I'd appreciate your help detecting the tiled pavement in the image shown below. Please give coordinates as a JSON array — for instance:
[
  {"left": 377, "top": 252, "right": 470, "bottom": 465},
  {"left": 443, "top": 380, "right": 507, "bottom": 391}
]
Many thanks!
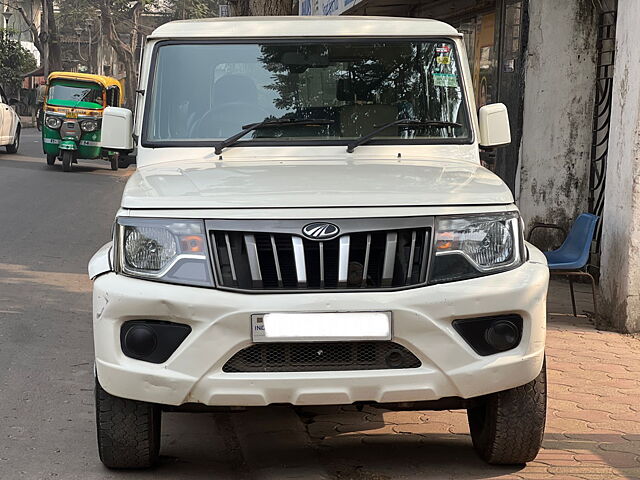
[{"left": 294, "top": 279, "right": 640, "bottom": 479}]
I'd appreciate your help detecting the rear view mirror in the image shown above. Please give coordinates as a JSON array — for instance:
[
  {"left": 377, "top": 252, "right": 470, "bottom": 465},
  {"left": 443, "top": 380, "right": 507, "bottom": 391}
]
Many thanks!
[
  {"left": 102, "top": 107, "right": 134, "bottom": 152},
  {"left": 478, "top": 103, "right": 511, "bottom": 148}
]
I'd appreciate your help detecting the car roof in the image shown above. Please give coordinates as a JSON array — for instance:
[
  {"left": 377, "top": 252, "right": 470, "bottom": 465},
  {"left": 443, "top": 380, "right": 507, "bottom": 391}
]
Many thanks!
[
  {"left": 149, "top": 16, "right": 461, "bottom": 40},
  {"left": 48, "top": 72, "right": 123, "bottom": 90}
]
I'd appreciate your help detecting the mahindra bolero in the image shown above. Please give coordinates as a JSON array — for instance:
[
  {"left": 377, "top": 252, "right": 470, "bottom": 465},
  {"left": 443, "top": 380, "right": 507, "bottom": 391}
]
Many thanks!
[{"left": 89, "top": 16, "right": 549, "bottom": 469}]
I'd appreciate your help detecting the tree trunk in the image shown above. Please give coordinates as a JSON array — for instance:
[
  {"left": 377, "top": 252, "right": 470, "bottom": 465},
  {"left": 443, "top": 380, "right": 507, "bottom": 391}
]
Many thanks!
[
  {"left": 230, "top": 0, "right": 295, "bottom": 16},
  {"left": 46, "top": 0, "right": 62, "bottom": 71},
  {"left": 17, "top": 6, "right": 44, "bottom": 59},
  {"left": 99, "top": 0, "right": 141, "bottom": 108},
  {"left": 18, "top": 0, "right": 61, "bottom": 74}
]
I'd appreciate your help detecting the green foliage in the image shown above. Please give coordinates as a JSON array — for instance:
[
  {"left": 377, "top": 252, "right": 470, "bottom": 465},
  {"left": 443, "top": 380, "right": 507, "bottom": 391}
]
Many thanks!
[
  {"left": 0, "top": 29, "right": 37, "bottom": 91},
  {"left": 58, "top": 0, "right": 93, "bottom": 30}
]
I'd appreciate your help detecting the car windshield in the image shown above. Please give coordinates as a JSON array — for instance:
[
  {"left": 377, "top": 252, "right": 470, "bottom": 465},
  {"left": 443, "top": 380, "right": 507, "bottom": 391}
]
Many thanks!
[
  {"left": 47, "top": 81, "right": 104, "bottom": 109},
  {"left": 145, "top": 40, "right": 471, "bottom": 146}
]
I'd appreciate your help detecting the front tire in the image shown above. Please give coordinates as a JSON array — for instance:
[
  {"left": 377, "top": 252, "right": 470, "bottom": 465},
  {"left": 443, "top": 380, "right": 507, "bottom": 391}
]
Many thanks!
[
  {"left": 110, "top": 156, "right": 118, "bottom": 171},
  {"left": 95, "top": 378, "right": 161, "bottom": 469},
  {"left": 467, "top": 358, "right": 546, "bottom": 465},
  {"left": 46, "top": 154, "right": 56, "bottom": 166},
  {"left": 6, "top": 126, "right": 19, "bottom": 153},
  {"left": 62, "top": 151, "right": 73, "bottom": 172}
]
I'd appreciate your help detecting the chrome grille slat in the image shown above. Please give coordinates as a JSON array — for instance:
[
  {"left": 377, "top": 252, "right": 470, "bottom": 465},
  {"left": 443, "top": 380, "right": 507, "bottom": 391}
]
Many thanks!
[
  {"left": 244, "top": 234, "right": 262, "bottom": 288},
  {"left": 419, "top": 230, "right": 430, "bottom": 283},
  {"left": 319, "top": 241, "right": 325, "bottom": 288},
  {"left": 338, "top": 235, "right": 350, "bottom": 287},
  {"left": 292, "top": 236, "right": 307, "bottom": 287},
  {"left": 209, "top": 221, "right": 431, "bottom": 292},
  {"left": 270, "top": 235, "right": 283, "bottom": 287},
  {"left": 362, "top": 233, "right": 371, "bottom": 287},
  {"left": 224, "top": 233, "right": 237, "bottom": 282},
  {"left": 406, "top": 230, "right": 417, "bottom": 285},
  {"left": 381, "top": 232, "right": 398, "bottom": 287}
]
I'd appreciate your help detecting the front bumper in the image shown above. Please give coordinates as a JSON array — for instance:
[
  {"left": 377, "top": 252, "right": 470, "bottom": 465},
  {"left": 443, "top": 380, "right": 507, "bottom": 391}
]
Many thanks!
[{"left": 93, "top": 245, "right": 548, "bottom": 407}]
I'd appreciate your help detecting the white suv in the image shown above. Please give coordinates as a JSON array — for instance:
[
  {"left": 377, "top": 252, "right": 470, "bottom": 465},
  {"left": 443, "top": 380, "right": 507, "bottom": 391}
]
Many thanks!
[
  {"left": 0, "top": 85, "right": 20, "bottom": 154},
  {"left": 90, "top": 16, "right": 549, "bottom": 469}
]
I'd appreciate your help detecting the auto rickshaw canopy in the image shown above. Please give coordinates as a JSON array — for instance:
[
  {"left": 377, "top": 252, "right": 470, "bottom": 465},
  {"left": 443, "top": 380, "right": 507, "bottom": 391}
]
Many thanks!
[{"left": 47, "top": 72, "right": 124, "bottom": 104}]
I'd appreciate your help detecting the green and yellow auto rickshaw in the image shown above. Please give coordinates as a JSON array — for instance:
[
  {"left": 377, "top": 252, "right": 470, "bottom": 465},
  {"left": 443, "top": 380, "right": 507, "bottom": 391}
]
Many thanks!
[{"left": 42, "top": 72, "right": 124, "bottom": 172}]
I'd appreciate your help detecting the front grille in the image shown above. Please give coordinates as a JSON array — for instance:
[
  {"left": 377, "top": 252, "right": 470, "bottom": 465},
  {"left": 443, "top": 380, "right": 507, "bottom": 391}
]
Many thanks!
[
  {"left": 208, "top": 218, "right": 432, "bottom": 291},
  {"left": 222, "top": 342, "right": 421, "bottom": 372}
]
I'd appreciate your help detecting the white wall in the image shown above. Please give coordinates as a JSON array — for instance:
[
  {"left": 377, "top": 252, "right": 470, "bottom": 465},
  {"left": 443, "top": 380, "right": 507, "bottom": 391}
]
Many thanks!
[
  {"left": 518, "top": 0, "right": 597, "bottom": 241},
  {"left": 599, "top": 0, "right": 640, "bottom": 333}
]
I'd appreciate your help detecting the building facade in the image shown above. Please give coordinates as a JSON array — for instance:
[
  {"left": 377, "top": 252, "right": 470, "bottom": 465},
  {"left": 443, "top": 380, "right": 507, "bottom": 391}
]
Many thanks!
[{"left": 301, "top": 0, "right": 640, "bottom": 333}]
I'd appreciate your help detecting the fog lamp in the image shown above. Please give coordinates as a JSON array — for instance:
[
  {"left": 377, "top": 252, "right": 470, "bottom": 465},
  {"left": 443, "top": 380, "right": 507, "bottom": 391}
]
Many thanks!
[
  {"left": 484, "top": 320, "right": 520, "bottom": 352},
  {"left": 124, "top": 325, "right": 157, "bottom": 357}
]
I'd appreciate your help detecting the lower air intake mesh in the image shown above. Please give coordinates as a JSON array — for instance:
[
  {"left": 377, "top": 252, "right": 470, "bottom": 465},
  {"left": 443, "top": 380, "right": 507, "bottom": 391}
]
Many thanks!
[{"left": 222, "top": 341, "right": 421, "bottom": 373}]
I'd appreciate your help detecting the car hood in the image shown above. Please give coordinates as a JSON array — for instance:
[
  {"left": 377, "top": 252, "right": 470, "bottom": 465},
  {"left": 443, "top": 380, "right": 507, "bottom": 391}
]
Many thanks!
[{"left": 121, "top": 157, "right": 513, "bottom": 209}]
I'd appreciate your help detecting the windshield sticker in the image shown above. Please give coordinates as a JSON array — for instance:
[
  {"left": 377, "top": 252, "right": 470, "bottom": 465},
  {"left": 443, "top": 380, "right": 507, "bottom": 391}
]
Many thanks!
[
  {"left": 435, "top": 45, "right": 452, "bottom": 65},
  {"left": 432, "top": 73, "right": 458, "bottom": 88}
]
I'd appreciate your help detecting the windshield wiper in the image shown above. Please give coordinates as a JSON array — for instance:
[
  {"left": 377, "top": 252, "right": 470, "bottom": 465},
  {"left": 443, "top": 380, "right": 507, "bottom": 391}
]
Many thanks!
[
  {"left": 346, "top": 118, "right": 462, "bottom": 153},
  {"left": 213, "top": 118, "right": 335, "bottom": 154}
]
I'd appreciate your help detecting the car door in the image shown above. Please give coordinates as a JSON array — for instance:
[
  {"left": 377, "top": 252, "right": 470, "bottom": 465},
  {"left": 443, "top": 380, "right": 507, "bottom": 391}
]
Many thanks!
[{"left": 0, "top": 87, "right": 8, "bottom": 145}]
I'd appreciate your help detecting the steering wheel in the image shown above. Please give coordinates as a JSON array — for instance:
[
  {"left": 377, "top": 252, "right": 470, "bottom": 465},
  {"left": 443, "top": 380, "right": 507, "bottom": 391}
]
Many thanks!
[{"left": 189, "top": 103, "right": 271, "bottom": 139}]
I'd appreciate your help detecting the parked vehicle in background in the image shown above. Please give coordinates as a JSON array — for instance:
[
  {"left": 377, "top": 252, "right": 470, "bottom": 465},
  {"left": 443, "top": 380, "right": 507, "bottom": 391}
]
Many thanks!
[
  {"left": 89, "top": 17, "right": 549, "bottom": 469},
  {"left": 41, "top": 72, "right": 124, "bottom": 172},
  {"left": 0, "top": 85, "right": 21, "bottom": 154}
]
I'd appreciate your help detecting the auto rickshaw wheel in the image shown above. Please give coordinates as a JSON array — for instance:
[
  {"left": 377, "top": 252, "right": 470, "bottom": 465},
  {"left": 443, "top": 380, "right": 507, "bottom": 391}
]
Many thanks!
[
  {"left": 46, "top": 154, "right": 56, "bottom": 166},
  {"left": 110, "top": 156, "right": 118, "bottom": 171},
  {"left": 62, "top": 151, "right": 73, "bottom": 172}
]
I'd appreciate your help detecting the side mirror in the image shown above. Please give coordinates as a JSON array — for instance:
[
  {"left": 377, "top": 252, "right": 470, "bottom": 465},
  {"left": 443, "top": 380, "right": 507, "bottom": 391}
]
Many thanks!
[
  {"left": 478, "top": 103, "right": 511, "bottom": 148},
  {"left": 102, "top": 106, "right": 134, "bottom": 152}
]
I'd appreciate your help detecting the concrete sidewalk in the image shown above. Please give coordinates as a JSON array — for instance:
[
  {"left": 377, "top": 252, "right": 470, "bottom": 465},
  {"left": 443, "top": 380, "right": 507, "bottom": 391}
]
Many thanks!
[
  {"left": 296, "top": 279, "right": 640, "bottom": 479},
  {"left": 19, "top": 115, "right": 35, "bottom": 129}
]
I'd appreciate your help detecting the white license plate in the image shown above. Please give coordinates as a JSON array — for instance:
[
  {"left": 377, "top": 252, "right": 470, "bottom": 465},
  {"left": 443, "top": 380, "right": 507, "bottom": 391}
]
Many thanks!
[{"left": 251, "top": 312, "right": 392, "bottom": 343}]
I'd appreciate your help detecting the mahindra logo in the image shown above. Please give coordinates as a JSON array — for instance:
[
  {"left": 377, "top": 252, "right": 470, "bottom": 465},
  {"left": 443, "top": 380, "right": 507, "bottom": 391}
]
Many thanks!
[{"left": 302, "top": 222, "right": 340, "bottom": 240}]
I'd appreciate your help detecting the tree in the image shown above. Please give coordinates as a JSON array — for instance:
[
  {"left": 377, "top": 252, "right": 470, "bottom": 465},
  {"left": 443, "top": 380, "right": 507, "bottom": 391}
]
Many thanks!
[
  {"left": 98, "top": 0, "right": 147, "bottom": 108},
  {"left": 15, "top": 0, "right": 62, "bottom": 73},
  {"left": 0, "top": 29, "right": 37, "bottom": 92},
  {"left": 229, "top": 0, "right": 296, "bottom": 16},
  {"left": 164, "top": 0, "right": 223, "bottom": 20}
]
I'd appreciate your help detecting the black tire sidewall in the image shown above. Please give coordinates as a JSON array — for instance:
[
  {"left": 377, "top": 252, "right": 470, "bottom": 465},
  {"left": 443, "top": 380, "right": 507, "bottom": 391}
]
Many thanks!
[
  {"left": 468, "top": 358, "right": 547, "bottom": 465},
  {"left": 6, "top": 127, "right": 19, "bottom": 153},
  {"left": 94, "top": 377, "right": 161, "bottom": 469},
  {"left": 62, "top": 151, "right": 73, "bottom": 172}
]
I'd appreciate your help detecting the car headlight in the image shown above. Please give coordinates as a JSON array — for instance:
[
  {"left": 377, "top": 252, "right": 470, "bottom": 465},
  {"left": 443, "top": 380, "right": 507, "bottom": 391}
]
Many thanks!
[
  {"left": 115, "top": 218, "right": 213, "bottom": 287},
  {"left": 429, "top": 212, "right": 523, "bottom": 284},
  {"left": 45, "top": 115, "right": 62, "bottom": 129},
  {"left": 81, "top": 119, "right": 98, "bottom": 132}
]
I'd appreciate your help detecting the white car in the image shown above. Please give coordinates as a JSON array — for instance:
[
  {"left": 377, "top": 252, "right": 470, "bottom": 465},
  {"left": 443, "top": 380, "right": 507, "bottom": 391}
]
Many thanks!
[
  {"left": 90, "top": 17, "right": 549, "bottom": 469},
  {"left": 0, "top": 85, "right": 20, "bottom": 153}
]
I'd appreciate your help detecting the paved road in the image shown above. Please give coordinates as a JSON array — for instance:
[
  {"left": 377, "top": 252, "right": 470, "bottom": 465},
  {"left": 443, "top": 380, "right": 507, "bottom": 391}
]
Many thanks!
[
  {"left": 0, "top": 130, "right": 325, "bottom": 480},
  {"left": 1, "top": 130, "right": 638, "bottom": 480}
]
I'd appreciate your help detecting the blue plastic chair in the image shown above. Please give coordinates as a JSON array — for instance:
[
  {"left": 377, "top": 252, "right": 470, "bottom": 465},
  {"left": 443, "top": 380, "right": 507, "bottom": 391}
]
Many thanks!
[{"left": 527, "top": 213, "right": 599, "bottom": 316}]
